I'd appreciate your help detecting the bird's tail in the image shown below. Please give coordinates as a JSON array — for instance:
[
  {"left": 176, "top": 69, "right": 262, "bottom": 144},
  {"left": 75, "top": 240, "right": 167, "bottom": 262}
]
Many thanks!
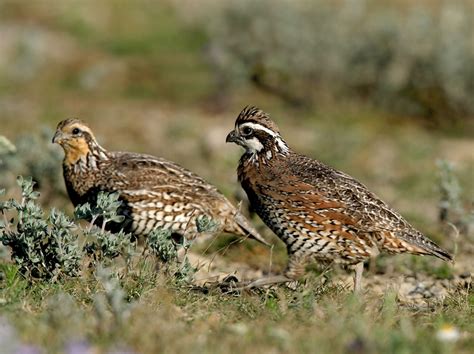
[
  {"left": 231, "top": 211, "right": 271, "bottom": 247},
  {"left": 424, "top": 241, "right": 453, "bottom": 263},
  {"left": 403, "top": 231, "right": 454, "bottom": 263}
]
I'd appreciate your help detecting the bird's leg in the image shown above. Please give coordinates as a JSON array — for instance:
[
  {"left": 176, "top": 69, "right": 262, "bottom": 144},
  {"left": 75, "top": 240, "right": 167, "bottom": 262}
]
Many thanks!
[
  {"left": 353, "top": 261, "right": 364, "bottom": 293},
  {"left": 280, "top": 254, "right": 308, "bottom": 289},
  {"left": 285, "top": 254, "right": 307, "bottom": 279},
  {"left": 368, "top": 244, "right": 380, "bottom": 274},
  {"left": 227, "top": 256, "right": 303, "bottom": 291}
]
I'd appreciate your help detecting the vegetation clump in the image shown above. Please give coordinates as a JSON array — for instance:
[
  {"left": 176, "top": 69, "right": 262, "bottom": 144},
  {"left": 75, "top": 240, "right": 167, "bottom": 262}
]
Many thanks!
[
  {"left": 0, "top": 176, "right": 202, "bottom": 283},
  {"left": 0, "top": 177, "right": 81, "bottom": 279}
]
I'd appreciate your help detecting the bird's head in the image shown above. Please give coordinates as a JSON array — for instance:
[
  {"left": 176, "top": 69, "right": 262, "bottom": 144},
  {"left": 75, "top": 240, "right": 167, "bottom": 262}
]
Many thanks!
[
  {"left": 52, "top": 119, "right": 104, "bottom": 165},
  {"left": 226, "top": 106, "right": 289, "bottom": 159}
]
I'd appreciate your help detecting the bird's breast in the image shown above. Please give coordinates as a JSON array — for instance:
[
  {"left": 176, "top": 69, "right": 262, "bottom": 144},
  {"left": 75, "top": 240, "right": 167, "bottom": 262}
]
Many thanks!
[{"left": 63, "top": 163, "right": 101, "bottom": 203}]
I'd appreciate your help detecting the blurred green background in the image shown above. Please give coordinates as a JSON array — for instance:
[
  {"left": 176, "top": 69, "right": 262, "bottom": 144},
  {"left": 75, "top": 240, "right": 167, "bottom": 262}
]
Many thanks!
[
  {"left": 0, "top": 1, "right": 473, "bottom": 353},
  {"left": 1, "top": 0, "right": 472, "bottom": 230}
]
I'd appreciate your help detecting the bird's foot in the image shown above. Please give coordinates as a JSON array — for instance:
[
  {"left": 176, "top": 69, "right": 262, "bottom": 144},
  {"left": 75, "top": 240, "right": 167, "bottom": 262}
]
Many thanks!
[{"left": 226, "top": 274, "right": 294, "bottom": 292}]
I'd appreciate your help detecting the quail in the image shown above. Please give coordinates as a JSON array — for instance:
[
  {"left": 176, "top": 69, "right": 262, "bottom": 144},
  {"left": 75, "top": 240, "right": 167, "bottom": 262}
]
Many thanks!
[
  {"left": 226, "top": 106, "right": 452, "bottom": 291},
  {"left": 52, "top": 118, "right": 269, "bottom": 246}
]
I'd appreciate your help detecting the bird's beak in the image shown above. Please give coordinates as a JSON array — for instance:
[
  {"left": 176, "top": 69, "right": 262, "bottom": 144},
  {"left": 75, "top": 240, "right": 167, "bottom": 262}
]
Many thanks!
[
  {"left": 52, "top": 130, "right": 64, "bottom": 144},
  {"left": 226, "top": 130, "right": 239, "bottom": 144}
]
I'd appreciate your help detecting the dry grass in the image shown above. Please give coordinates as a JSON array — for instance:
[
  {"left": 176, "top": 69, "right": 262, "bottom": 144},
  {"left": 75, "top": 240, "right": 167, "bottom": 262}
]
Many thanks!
[{"left": 0, "top": 1, "right": 473, "bottom": 353}]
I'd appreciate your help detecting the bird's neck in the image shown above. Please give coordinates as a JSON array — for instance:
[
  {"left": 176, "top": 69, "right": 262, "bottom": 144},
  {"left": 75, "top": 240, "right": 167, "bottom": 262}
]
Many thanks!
[
  {"left": 238, "top": 139, "right": 292, "bottom": 195},
  {"left": 64, "top": 140, "right": 109, "bottom": 172},
  {"left": 241, "top": 136, "right": 290, "bottom": 168}
]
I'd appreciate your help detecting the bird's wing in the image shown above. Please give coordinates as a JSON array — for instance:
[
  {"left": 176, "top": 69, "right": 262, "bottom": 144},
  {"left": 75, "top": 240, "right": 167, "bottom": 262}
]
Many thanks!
[
  {"left": 277, "top": 154, "right": 452, "bottom": 260},
  {"left": 105, "top": 151, "right": 221, "bottom": 196},
  {"left": 285, "top": 154, "right": 411, "bottom": 231}
]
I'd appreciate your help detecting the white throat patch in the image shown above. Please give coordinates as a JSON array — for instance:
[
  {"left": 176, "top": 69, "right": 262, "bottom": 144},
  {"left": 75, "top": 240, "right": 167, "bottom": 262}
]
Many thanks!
[{"left": 244, "top": 137, "right": 264, "bottom": 153}]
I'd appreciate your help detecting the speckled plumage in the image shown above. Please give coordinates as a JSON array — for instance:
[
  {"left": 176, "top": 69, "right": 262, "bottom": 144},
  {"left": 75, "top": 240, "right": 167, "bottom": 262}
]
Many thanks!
[
  {"left": 226, "top": 106, "right": 452, "bottom": 290},
  {"left": 53, "top": 118, "right": 269, "bottom": 246}
]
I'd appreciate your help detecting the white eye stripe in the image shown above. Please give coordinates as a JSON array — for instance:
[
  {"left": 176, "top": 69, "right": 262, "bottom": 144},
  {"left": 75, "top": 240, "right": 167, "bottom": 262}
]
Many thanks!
[
  {"left": 238, "top": 121, "right": 289, "bottom": 155},
  {"left": 239, "top": 122, "right": 279, "bottom": 138}
]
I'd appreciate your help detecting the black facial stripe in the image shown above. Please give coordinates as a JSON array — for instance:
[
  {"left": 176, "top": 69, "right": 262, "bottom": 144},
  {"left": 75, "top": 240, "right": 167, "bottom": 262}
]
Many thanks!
[{"left": 256, "top": 129, "right": 270, "bottom": 139}]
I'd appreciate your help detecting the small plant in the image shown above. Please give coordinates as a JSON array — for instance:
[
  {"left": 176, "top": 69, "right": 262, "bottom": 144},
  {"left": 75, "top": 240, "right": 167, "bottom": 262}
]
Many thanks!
[
  {"left": 83, "top": 228, "right": 132, "bottom": 266},
  {"left": 75, "top": 192, "right": 132, "bottom": 266},
  {"left": 0, "top": 177, "right": 81, "bottom": 279},
  {"left": 146, "top": 227, "right": 195, "bottom": 283},
  {"left": 146, "top": 228, "right": 178, "bottom": 264},
  {"left": 0, "top": 177, "right": 134, "bottom": 281},
  {"left": 146, "top": 215, "right": 219, "bottom": 283},
  {"left": 437, "top": 160, "right": 463, "bottom": 222},
  {"left": 0, "top": 174, "right": 225, "bottom": 286},
  {"left": 75, "top": 192, "right": 126, "bottom": 230}
]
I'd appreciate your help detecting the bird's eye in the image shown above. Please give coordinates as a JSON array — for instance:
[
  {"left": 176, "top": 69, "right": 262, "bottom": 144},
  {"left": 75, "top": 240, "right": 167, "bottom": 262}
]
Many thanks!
[
  {"left": 72, "top": 128, "right": 81, "bottom": 135},
  {"left": 241, "top": 126, "right": 253, "bottom": 136}
]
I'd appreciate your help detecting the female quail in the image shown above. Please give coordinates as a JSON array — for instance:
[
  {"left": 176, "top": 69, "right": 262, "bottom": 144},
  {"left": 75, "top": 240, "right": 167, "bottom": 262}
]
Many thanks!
[{"left": 52, "top": 118, "right": 269, "bottom": 246}]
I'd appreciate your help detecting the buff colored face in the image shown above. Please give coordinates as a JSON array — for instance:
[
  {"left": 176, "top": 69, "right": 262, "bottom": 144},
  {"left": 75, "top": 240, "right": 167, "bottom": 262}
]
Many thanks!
[{"left": 52, "top": 121, "right": 93, "bottom": 164}]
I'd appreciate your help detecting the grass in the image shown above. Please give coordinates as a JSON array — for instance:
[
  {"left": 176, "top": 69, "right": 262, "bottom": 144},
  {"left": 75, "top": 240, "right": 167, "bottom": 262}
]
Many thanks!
[
  {"left": 0, "top": 261, "right": 472, "bottom": 353},
  {"left": 0, "top": 1, "right": 473, "bottom": 353},
  {"left": 0, "top": 178, "right": 471, "bottom": 353}
]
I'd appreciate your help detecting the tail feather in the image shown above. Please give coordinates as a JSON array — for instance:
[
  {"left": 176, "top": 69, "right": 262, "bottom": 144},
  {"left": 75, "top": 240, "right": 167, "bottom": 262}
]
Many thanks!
[
  {"left": 425, "top": 242, "right": 453, "bottom": 263},
  {"left": 232, "top": 211, "right": 271, "bottom": 247},
  {"left": 402, "top": 231, "right": 453, "bottom": 263}
]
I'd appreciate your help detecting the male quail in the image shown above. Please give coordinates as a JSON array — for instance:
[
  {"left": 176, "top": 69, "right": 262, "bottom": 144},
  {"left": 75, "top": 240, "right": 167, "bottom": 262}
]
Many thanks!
[
  {"left": 226, "top": 106, "right": 452, "bottom": 291},
  {"left": 52, "top": 118, "right": 269, "bottom": 246}
]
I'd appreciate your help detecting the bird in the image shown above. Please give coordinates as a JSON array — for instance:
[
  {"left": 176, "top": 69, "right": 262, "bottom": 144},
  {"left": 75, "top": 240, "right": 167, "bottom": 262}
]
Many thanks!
[
  {"left": 52, "top": 118, "right": 269, "bottom": 247},
  {"left": 226, "top": 106, "right": 453, "bottom": 291}
]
